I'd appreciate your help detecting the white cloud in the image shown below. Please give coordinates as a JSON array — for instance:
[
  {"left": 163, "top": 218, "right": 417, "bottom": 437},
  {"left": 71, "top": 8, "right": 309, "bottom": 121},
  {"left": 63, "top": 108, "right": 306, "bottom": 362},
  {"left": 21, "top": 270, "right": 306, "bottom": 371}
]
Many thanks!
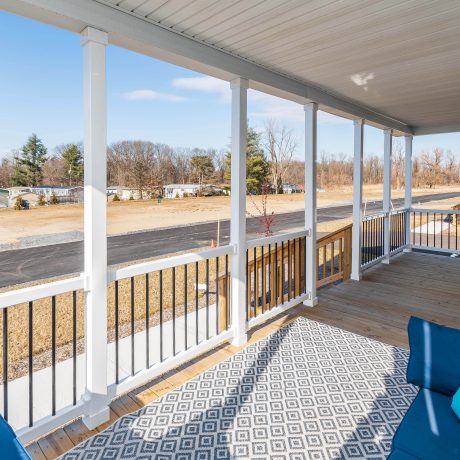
[
  {"left": 172, "top": 76, "right": 230, "bottom": 102},
  {"left": 123, "top": 89, "right": 188, "bottom": 102},
  {"left": 170, "top": 76, "right": 349, "bottom": 125}
]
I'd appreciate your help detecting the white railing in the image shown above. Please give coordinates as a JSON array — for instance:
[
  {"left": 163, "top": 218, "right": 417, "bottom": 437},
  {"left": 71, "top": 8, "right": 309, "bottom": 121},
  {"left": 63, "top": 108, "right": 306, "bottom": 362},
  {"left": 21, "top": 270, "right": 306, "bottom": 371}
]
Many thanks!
[
  {"left": 410, "top": 207, "right": 460, "bottom": 253},
  {"left": 1, "top": 230, "right": 313, "bottom": 444}
]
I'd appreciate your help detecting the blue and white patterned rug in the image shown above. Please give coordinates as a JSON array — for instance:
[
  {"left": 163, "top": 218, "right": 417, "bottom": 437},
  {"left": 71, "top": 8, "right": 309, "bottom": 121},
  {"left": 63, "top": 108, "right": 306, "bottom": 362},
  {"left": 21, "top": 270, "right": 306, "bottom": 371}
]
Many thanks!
[{"left": 62, "top": 317, "right": 417, "bottom": 459}]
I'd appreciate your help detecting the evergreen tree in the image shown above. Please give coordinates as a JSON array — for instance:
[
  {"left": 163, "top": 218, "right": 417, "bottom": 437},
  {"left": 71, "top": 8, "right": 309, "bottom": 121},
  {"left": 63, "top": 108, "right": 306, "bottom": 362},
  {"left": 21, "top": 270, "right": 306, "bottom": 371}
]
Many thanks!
[
  {"left": 190, "top": 154, "right": 214, "bottom": 189},
  {"left": 61, "top": 143, "right": 83, "bottom": 185},
  {"left": 225, "top": 126, "right": 269, "bottom": 194},
  {"left": 13, "top": 134, "right": 48, "bottom": 186}
]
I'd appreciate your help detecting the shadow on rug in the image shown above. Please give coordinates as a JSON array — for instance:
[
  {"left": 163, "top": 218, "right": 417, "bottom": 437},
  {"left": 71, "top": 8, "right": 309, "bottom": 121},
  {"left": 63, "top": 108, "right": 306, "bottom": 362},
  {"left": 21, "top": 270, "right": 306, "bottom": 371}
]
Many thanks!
[{"left": 62, "top": 317, "right": 417, "bottom": 459}]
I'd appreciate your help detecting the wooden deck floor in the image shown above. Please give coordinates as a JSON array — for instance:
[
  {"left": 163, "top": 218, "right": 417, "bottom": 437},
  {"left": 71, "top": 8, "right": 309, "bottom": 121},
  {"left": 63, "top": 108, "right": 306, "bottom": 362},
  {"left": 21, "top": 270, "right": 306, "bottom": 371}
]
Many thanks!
[{"left": 26, "top": 251, "right": 460, "bottom": 459}]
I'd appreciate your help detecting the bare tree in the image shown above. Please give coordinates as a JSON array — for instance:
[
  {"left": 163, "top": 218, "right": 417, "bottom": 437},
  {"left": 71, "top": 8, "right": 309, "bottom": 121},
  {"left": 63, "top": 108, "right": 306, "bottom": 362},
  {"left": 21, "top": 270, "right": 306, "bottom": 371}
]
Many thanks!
[
  {"left": 263, "top": 119, "right": 297, "bottom": 193},
  {"left": 392, "top": 140, "right": 405, "bottom": 190}
]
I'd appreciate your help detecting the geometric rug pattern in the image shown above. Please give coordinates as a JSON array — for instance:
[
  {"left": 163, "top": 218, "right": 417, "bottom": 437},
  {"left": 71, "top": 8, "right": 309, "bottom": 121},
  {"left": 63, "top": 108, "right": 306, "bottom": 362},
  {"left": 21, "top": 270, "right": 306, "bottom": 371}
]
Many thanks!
[{"left": 62, "top": 317, "right": 418, "bottom": 459}]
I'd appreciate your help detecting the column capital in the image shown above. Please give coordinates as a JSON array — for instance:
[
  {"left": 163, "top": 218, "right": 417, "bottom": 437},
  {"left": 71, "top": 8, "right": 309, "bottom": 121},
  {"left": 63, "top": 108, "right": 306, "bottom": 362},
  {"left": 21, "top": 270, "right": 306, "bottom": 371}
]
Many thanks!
[
  {"left": 230, "top": 77, "right": 249, "bottom": 90},
  {"left": 353, "top": 118, "right": 365, "bottom": 126},
  {"left": 81, "top": 27, "right": 108, "bottom": 47},
  {"left": 404, "top": 134, "right": 413, "bottom": 140},
  {"left": 383, "top": 128, "right": 393, "bottom": 135},
  {"left": 303, "top": 101, "right": 318, "bottom": 111}
]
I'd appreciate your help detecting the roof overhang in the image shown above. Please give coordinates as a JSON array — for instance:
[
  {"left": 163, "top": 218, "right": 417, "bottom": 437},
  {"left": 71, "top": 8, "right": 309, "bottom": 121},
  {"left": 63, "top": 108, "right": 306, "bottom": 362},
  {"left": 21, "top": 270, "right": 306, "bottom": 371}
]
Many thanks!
[{"left": 1, "top": 0, "right": 458, "bottom": 136}]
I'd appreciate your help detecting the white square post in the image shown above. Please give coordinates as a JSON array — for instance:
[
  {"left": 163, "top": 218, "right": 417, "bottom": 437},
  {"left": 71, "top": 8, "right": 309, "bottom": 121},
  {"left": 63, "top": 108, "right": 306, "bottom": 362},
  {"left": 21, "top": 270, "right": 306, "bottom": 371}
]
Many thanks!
[
  {"left": 230, "top": 78, "right": 248, "bottom": 346},
  {"left": 303, "top": 102, "right": 318, "bottom": 307},
  {"left": 382, "top": 129, "right": 393, "bottom": 264},
  {"left": 351, "top": 119, "right": 364, "bottom": 280},
  {"left": 404, "top": 135, "right": 413, "bottom": 251},
  {"left": 81, "top": 27, "right": 110, "bottom": 430}
]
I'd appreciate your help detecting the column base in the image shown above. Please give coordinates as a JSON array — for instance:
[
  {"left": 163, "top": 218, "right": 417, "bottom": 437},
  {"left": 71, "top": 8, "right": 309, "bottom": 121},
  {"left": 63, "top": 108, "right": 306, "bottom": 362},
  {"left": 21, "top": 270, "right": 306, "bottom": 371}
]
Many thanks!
[
  {"left": 231, "top": 333, "right": 248, "bottom": 347},
  {"left": 303, "top": 296, "right": 318, "bottom": 307},
  {"left": 82, "top": 405, "right": 110, "bottom": 431},
  {"left": 350, "top": 272, "right": 362, "bottom": 281},
  {"left": 381, "top": 257, "right": 390, "bottom": 265},
  {"left": 403, "top": 246, "right": 412, "bottom": 253}
]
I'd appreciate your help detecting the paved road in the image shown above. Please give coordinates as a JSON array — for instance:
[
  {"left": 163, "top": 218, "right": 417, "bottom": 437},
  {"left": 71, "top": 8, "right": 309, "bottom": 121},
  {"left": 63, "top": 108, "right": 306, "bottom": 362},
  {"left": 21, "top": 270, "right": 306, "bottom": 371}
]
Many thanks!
[{"left": 1, "top": 191, "right": 459, "bottom": 287}]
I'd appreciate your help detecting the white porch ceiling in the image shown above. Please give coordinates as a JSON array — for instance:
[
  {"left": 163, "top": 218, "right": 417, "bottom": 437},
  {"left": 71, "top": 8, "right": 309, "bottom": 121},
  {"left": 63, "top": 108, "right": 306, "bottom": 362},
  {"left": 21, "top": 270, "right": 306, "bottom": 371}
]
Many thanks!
[{"left": 2, "top": 0, "right": 460, "bottom": 135}]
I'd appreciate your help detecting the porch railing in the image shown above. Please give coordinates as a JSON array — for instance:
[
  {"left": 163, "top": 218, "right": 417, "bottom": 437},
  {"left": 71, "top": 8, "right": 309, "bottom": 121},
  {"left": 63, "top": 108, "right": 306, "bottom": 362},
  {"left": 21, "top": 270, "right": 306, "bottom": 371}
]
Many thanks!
[
  {"left": 317, "top": 224, "right": 352, "bottom": 287},
  {"left": 106, "top": 245, "right": 234, "bottom": 397},
  {"left": 361, "top": 208, "right": 408, "bottom": 267},
  {"left": 0, "top": 276, "right": 85, "bottom": 441},
  {"left": 410, "top": 208, "right": 460, "bottom": 253}
]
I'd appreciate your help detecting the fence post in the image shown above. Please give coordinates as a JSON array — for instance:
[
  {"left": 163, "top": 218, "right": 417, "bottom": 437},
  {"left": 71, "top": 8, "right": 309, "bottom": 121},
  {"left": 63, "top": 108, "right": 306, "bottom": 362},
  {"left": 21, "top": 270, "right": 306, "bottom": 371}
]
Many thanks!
[
  {"left": 351, "top": 119, "right": 364, "bottom": 280},
  {"left": 382, "top": 129, "right": 393, "bottom": 264},
  {"left": 404, "top": 135, "right": 413, "bottom": 251},
  {"left": 230, "top": 78, "right": 248, "bottom": 346},
  {"left": 81, "top": 27, "right": 110, "bottom": 430},
  {"left": 303, "top": 102, "right": 318, "bottom": 307}
]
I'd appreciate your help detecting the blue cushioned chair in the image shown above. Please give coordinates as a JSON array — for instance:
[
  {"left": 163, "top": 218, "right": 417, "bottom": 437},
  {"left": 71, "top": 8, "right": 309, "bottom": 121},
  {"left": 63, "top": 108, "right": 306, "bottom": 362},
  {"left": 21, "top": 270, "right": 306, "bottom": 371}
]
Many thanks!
[
  {"left": 0, "top": 415, "right": 31, "bottom": 459},
  {"left": 388, "top": 317, "right": 460, "bottom": 459}
]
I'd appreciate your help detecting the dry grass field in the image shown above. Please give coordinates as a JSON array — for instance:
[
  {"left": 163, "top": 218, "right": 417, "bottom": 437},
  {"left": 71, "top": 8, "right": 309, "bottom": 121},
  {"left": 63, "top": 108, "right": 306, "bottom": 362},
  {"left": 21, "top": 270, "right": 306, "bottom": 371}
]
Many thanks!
[{"left": 2, "top": 184, "right": 459, "bottom": 246}]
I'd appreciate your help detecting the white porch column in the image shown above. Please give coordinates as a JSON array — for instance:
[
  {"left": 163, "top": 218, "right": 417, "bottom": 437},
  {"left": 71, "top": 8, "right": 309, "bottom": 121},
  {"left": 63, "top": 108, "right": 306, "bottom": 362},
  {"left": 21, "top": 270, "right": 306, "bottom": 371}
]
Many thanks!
[
  {"left": 81, "top": 27, "right": 110, "bottom": 430},
  {"left": 230, "top": 78, "right": 248, "bottom": 346},
  {"left": 303, "top": 102, "right": 318, "bottom": 307},
  {"left": 404, "top": 135, "right": 413, "bottom": 250},
  {"left": 351, "top": 119, "right": 364, "bottom": 280},
  {"left": 382, "top": 129, "right": 393, "bottom": 264}
]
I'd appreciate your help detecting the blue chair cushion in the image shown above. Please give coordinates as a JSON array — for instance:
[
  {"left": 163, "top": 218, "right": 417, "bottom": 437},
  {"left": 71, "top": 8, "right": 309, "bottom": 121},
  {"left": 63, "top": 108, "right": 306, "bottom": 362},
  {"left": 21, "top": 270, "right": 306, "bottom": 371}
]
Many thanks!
[
  {"left": 407, "top": 316, "right": 460, "bottom": 396},
  {"left": 453, "top": 388, "right": 460, "bottom": 420},
  {"left": 0, "top": 416, "right": 31, "bottom": 459},
  {"left": 392, "top": 389, "right": 460, "bottom": 459},
  {"left": 387, "top": 449, "right": 419, "bottom": 459}
]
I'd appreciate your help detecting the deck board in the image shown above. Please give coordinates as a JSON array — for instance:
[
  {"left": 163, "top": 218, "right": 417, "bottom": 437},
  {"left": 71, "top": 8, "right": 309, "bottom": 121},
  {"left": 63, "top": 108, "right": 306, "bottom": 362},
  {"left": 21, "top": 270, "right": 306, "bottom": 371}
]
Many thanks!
[{"left": 27, "top": 251, "right": 459, "bottom": 459}]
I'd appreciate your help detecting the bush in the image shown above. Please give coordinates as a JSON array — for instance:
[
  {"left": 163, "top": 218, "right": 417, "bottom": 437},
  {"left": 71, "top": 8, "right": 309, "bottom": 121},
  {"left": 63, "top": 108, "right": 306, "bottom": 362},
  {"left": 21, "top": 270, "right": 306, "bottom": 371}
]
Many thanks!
[
  {"left": 50, "top": 192, "right": 59, "bottom": 205},
  {"left": 38, "top": 194, "right": 46, "bottom": 206},
  {"left": 112, "top": 193, "right": 120, "bottom": 202},
  {"left": 129, "top": 194, "right": 134, "bottom": 201},
  {"left": 14, "top": 196, "right": 25, "bottom": 210},
  {"left": 175, "top": 192, "right": 180, "bottom": 199}
]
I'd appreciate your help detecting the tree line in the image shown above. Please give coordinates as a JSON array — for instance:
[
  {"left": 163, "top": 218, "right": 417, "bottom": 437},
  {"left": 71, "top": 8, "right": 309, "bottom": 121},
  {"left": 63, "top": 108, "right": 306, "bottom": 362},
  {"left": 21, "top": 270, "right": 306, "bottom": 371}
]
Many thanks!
[{"left": 0, "top": 130, "right": 458, "bottom": 193}]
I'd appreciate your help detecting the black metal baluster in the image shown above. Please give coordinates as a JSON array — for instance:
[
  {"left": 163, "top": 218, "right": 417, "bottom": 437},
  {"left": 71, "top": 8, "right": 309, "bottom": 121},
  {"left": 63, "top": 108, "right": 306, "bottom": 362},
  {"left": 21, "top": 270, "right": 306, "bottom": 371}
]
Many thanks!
[
  {"left": 115, "top": 280, "right": 119, "bottom": 384},
  {"left": 3, "top": 308, "right": 8, "bottom": 421},
  {"left": 245, "top": 250, "right": 249, "bottom": 321},
  {"left": 426, "top": 212, "right": 429, "bottom": 247},
  {"left": 28, "top": 301, "right": 33, "bottom": 426},
  {"left": 287, "top": 240, "right": 291, "bottom": 301},
  {"left": 145, "top": 273, "right": 149, "bottom": 369},
  {"left": 412, "top": 212, "right": 415, "bottom": 246},
  {"left": 131, "top": 277, "right": 135, "bottom": 375},
  {"left": 268, "top": 244, "right": 272, "bottom": 309},
  {"left": 281, "top": 242, "right": 285, "bottom": 303},
  {"left": 275, "top": 242, "right": 279, "bottom": 302},
  {"left": 253, "top": 247, "right": 257, "bottom": 315},
  {"left": 184, "top": 264, "right": 188, "bottom": 350},
  {"left": 205, "top": 259, "right": 209, "bottom": 340},
  {"left": 160, "top": 270, "right": 163, "bottom": 362},
  {"left": 448, "top": 214, "right": 451, "bottom": 250},
  {"left": 225, "top": 254, "right": 229, "bottom": 330},
  {"left": 433, "top": 213, "right": 437, "bottom": 248},
  {"left": 172, "top": 267, "right": 176, "bottom": 355},
  {"left": 72, "top": 291, "right": 77, "bottom": 406},
  {"left": 293, "top": 240, "right": 296, "bottom": 297},
  {"left": 457, "top": 214, "right": 458, "bottom": 250},
  {"left": 215, "top": 257, "right": 219, "bottom": 335},
  {"left": 261, "top": 246, "right": 265, "bottom": 313},
  {"left": 195, "top": 262, "right": 199, "bottom": 345},
  {"left": 52, "top": 296, "right": 56, "bottom": 416}
]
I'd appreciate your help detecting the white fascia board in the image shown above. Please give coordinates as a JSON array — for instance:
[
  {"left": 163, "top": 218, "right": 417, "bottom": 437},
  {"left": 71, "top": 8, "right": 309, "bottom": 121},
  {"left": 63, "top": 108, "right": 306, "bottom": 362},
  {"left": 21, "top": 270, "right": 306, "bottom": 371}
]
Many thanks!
[
  {"left": 1, "top": 0, "right": 413, "bottom": 135},
  {"left": 412, "top": 125, "right": 460, "bottom": 136}
]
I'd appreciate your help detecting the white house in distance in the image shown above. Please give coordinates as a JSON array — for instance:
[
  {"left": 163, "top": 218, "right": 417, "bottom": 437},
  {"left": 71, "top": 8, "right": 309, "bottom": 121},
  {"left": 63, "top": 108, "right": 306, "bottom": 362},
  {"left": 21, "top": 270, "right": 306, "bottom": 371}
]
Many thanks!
[
  {"left": 163, "top": 184, "right": 199, "bottom": 198},
  {"left": 1, "top": 186, "right": 83, "bottom": 207},
  {"left": 107, "top": 186, "right": 144, "bottom": 200}
]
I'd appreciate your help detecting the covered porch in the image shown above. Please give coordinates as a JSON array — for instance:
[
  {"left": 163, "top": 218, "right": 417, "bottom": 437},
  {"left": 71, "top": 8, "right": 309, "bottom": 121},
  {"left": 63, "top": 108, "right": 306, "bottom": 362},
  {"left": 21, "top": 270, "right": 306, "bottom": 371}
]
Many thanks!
[
  {"left": 0, "top": 0, "right": 459, "bottom": 459},
  {"left": 25, "top": 250, "right": 460, "bottom": 458}
]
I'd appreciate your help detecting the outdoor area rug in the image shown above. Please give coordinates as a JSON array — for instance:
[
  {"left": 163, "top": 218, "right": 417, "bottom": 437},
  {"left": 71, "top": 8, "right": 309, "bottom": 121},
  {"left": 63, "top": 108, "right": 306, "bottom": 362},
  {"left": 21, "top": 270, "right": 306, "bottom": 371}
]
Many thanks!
[{"left": 62, "top": 317, "right": 418, "bottom": 459}]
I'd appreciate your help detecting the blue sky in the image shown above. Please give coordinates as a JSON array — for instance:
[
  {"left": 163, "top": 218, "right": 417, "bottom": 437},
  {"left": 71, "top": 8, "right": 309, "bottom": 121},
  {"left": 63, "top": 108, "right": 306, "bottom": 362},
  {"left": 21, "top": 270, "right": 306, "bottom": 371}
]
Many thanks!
[{"left": 1, "top": 10, "right": 459, "bottom": 161}]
